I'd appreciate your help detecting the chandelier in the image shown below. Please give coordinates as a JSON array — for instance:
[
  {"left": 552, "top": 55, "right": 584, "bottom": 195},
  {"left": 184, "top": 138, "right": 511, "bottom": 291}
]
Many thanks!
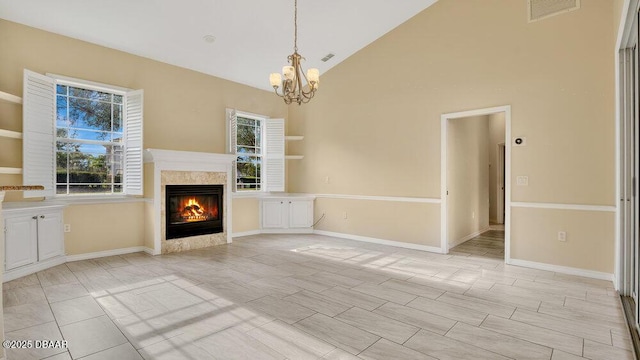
[{"left": 269, "top": 0, "right": 319, "bottom": 105}]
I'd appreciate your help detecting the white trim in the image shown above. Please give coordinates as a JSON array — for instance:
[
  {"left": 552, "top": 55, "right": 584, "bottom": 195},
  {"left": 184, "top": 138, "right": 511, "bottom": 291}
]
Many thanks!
[
  {"left": 232, "top": 230, "right": 262, "bottom": 238},
  {"left": 508, "top": 258, "right": 614, "bottom": 282},
  {"left": 449, "top": 227, "right": 490, "bottom": 248},
  {"left": 46, "top": 73, "right": 131, "bottom": 94},
  {"left": 143, "top": 247, "right": 156, "bottom": 256},
  {"left": 3, "top": 256, "right": 66, "bottom": 282},
  {"left": 441, "top": 105, "right": 512, "bottom": 260},
  {"left": 65, "top": 246, "right": 147, "bottom": 262},
  {"left": 263, "top": 228, "right": 314, "bottom": 234},
  {"left": 511, "top": 202, "right": 616, "bottom": 212},
  {"left": 314, "top": 230, "right": 444, "bottom": 254},
  {"left": 52, "top": 196, "right": 145, "bottom": 205},
  {"left": 312, "top": 193, "right": 441, "bottom": 204}
]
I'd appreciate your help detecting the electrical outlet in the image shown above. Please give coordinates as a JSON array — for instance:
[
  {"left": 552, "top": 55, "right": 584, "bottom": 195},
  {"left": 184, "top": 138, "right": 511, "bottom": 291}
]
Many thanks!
[
  {"left": 558, "top": 231, "right": 566, "bottom": 242},
  {"left": 324, "top": 176, "right": 330, "bottom": 184},
  {"left": 64, "top": 224, "right": 71, "bottom": 233},
  {"left": 516, "top": 176, "right": 529, "bottom": 186},
  {"left": 342, "top": 211, "right": 348, "bottom": 219}
]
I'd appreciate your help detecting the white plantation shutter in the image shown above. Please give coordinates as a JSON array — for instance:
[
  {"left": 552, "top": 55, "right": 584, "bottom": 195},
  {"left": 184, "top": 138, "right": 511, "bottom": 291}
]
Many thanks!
[
  {"left": 226, "top": 108, "right": 237, "bottom": 153},
  {"left": 124, "top": 89, "right": 143, "bottom": 195},
  {"left": 265, "top": 118, "right": 285, "bottom": 192},
  {"left": 23, "top": 69, "right": 55, "bottom": 198},
  {"left": 226, "top": 109, "right": 238, "bottom": 191}
]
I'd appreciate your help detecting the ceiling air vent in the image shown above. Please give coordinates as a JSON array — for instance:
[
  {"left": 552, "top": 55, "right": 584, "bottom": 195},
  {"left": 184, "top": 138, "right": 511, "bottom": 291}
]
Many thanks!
[
  {"left": 528, "top": 0, "right": 580, "bottom": 22},
  {"left": 321, "top": 53, "right": 335, "bottom": 62}
]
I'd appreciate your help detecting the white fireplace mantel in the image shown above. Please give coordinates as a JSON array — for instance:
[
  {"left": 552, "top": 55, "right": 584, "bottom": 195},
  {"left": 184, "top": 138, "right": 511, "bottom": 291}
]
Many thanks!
[
  {"left": 144, "top": 149, "right": 235, "bottom": 254},
  {"left": 144, "top": 148, "right": 236, "bottom": 169}
]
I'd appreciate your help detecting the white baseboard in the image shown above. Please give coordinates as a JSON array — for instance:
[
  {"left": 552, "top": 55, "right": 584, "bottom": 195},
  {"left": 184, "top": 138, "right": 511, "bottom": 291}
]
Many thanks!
[
  {"left": 4, "top": 256, "right": 66, "bottom": 282},
  {"left": 66, "top": 246, "right": 147, "bottom": 262},
  {"left": 232, "top": 230, "right": 262, "bottom": 238},
  {"left": 508, "top": 258, "right": 614, "bottom": 282},
  {"left": 143, "top": 247, "right": 158, "bottom": 256},
  {"left": 262, "top": 228, "right": 314, "bottom": 234},
  {"left": 449, "top": 227, "right": 490, "bottom": 248},
  {"left": 314, "top": 230, "right": 444, "bottom": 254}
]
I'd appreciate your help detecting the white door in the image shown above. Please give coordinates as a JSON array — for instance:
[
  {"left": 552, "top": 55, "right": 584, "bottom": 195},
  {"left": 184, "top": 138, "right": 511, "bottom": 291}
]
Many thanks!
[
  {"left": 262, "top": 200, "right": 286, "bottom": 228},
  {"left": 37, "top": 211, "right": 64, "bottom": 261},
  {"left": 289, "top": 200, "right": 312, "bottom": 228},
  {"left": 5, "top": 215, "right": 37, "bottom": 270}
]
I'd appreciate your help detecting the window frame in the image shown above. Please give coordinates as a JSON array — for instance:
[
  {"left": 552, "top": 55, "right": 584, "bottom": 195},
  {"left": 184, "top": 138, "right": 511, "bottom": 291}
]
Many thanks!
[
  {"left": 233, "top": 111, "right": 266, "bottom": 192},
  {"left": 53, "top": 78, "right": 127, "bottom": 197},
  {"left": 22, "top": 69, "right": 143, "bottom": 199},
  {"left": 227, "top": 109, "right": 285, "bottom": 194}
]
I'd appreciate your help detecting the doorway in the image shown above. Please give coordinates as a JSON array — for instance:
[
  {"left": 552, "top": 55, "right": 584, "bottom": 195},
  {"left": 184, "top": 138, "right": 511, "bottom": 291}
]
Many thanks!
[{"left": 440, "top": 105, "right": 511, "bottom": 261}]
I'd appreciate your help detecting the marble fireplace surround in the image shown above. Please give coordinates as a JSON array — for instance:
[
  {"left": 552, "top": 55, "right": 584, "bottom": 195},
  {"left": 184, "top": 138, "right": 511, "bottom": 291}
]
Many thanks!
[{"left": 144, "top": 149, "right": 235, "bottom": 254}]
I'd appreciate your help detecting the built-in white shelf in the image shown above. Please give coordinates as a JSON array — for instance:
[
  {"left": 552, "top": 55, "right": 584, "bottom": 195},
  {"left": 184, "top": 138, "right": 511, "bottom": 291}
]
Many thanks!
[
  {"left": 0, "top": 91, "right": 22, "bottom": 104},
  {"left": 285, "top": 155, "right": 304, "bottom": 160},
  {"left": 0, "top": 129, "right": 22, "bottom": 139},
  {"left": 285, "top": 136, "right": 304, "bottom": 141},
  {"left": 0, "top": 167, "right": 22, "bottom": 175}
]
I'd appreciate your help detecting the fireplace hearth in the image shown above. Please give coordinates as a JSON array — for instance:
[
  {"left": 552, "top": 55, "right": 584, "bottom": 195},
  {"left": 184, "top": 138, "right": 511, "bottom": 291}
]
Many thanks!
[{"left": 165, "top": 184, "right": 223, "bottom": 239}]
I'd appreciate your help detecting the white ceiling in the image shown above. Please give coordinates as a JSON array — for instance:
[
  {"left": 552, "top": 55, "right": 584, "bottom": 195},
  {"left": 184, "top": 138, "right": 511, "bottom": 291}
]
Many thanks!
[{"left": 0, "top": 0, "right": 438, "bottom": 91}]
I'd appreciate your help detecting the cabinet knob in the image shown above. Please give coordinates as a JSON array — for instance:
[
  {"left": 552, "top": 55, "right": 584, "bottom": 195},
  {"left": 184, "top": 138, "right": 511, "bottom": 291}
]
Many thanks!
[
  {"left": 289, "top": 201, "right": 291, "bottom": 204},
  {"left": 280, "top": 201, "right": 283, "bottom": 204},
  {"left": 32, "top": 216, "right": 37, "bottom": 220},
  {"left": 40, "top": 215, "right": 45, "bottom": 219}
]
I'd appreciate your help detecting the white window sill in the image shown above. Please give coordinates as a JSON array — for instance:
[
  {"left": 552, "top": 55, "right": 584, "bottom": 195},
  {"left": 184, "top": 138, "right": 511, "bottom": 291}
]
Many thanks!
[{"left": 49, "top": 195, "right": 146, "bottom": 205}]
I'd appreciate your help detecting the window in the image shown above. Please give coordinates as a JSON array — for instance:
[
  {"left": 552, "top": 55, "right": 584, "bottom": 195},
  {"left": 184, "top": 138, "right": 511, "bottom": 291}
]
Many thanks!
[
  {"left": 22, "top": 70, "right": 143, "bottom": 198},
  {"left": 55, "top": 84, "right": 124, "bottom": 194},
  {"left": 235, "top": 115, "right": 263, "bottom": 191},
  {"left": 227, "top": 109, "right": 284, "bottom": 192}
]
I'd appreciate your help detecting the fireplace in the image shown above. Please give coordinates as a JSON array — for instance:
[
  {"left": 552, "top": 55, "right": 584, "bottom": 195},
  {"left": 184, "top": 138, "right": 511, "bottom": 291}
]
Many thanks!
[{"left": 165, "top": 184, "right": 223, "bottom": 240}]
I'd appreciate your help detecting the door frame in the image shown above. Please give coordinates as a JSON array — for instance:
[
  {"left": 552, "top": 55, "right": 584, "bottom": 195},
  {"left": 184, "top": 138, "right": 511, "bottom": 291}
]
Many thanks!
[
  {"left": 440, "top": 105, "right": 511, "bottom": 261},
  {"left": 497, "top": 143, "right": 506, "bottom": 224}
]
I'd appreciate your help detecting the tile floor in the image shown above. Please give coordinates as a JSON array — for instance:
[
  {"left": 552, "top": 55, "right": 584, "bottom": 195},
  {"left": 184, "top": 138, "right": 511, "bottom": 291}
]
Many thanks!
[{"left": 2, "top": 231, "right": 635, "bottom": 360}]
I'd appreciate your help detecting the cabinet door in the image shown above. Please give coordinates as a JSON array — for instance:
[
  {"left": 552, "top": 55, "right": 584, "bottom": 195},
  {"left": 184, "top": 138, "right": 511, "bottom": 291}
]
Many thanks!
[
  {"left": 262, "top": 200, "right": 286, "bottom": 228},
  {"left": 37, "top": 211, "right": 64, "bottom": 261},
  {"left": 289, "top": 200, "right": 313, "bottom": 228},
  {"left": 5, "top": 215, "right": 37, "bottom": 270}
]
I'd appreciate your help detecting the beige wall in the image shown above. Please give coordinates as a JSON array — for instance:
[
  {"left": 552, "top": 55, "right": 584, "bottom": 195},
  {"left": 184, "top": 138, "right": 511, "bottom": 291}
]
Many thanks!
[
  {"left": 314, "top": 198, "right": 441, "bottom": 248},
  {"left": 511, "top": 207, "right": 615, "bottom": 273},
  {"left": 488, "top": 113, "right": 506, "bottom": 223},
  {"left": 232, "top": 198, "right": 261, "bottom": 234},
  {"left": 614, "top": 0, "right": 626, "bottom": 42},
  {"left": 288, "top": 0, "right": 616, "bottom": 272},
  {"left": 0, "top": 19, "right": 286, "bottom": 253},
  {"left": 447, "top": 115, "right": 490, "bottom": 246},
  {"left": 64, "top": 202, "right": 144, "bottom": 255}
]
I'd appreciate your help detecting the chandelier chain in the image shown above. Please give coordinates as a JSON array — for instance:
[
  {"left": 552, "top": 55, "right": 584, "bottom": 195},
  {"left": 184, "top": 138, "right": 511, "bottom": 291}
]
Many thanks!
[{"left": 294, "top": 0, "right": 298, "bottom": 52}]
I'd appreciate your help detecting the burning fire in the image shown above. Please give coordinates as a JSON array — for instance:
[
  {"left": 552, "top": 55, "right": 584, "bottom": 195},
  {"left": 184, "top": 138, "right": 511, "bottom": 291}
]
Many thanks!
[
  {"left": 170, "top": 195, "right": 219, "bottom": 224},
  {"left": 181, "top": 198, "right": 207, "bottom": 221}
]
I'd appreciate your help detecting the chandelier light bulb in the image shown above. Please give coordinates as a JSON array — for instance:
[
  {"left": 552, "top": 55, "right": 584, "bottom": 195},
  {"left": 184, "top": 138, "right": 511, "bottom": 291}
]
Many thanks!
[
  {"left": 270, "top": 73, "right": 282, "bottom": 87},
  {"left": 282, "top": 66, "right": 295, "bottom": 81},
  {"left": 269, "top": 0, "right": 319, "bottom": 105}
]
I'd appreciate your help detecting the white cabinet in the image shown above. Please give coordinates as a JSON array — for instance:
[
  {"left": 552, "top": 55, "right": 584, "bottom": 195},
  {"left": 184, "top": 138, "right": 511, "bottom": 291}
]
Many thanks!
[
  {"left": 3, "top": 204, "right": 65, "bottom": 279},
  {"left": 260, "top": 196, "right": 315, "bottom": 233}
]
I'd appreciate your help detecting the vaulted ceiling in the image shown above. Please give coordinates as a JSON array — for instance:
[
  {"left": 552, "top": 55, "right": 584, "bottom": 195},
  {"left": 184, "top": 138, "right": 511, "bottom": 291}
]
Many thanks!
[{"left": 0, "top": 0, "right": 438, "bottom": 91}]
